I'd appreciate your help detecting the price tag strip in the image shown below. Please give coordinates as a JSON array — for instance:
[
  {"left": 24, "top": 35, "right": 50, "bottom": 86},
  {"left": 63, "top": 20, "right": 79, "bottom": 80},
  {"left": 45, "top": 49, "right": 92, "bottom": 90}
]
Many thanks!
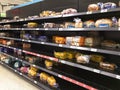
[{"left": 58, "top": 74, "right": 97, "bottom": 90}]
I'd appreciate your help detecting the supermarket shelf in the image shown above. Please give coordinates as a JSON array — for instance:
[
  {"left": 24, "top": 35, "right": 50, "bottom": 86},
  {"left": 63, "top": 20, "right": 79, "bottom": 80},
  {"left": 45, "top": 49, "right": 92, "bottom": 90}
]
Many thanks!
[
  {"left": 0, "top": 27, "right": 119, "bottom": 31},
  {"left": 0, "top": 28, "right": 59, "bottom": 31},
  {"left": 0, "top": 52, "right": 97, "bottom": 90},
  {"left": 0, "top": 8, "right": 120, "bottom": 25},
  {"left": 0, "top": 37, "right": 120, "bottom": 56},
  {"left": 0, "top": 61, "right": 52, "bottom": 90},
  {"left": 58, "top": 27, "right": 120, "bottom": 31},
  {"left": 0, "top": 44, "right": 120, "bottom": 80},
  {"left": 0, "top": 15, "right": 62, "bottom": 24},
  {"left": 62, "top": 8, "right": 120, "bottom": 17}
]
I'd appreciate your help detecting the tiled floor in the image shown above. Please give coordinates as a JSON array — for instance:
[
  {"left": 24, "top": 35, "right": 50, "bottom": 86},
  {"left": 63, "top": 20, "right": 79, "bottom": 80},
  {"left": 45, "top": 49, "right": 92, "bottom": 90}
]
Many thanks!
[{"left": 0, "top": 65, "right": 40, "bottom": 90}]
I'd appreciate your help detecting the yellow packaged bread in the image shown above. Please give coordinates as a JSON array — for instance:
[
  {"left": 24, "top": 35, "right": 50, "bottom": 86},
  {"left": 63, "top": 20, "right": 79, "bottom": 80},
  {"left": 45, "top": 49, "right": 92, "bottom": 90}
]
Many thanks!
[
  {"left": 47, "top": 76, "right": 56, "bottom": 87},
  {"left": 27, "top": 22, "right": 38, "bottom": 28},
  {"left": 45, "top": 60, "right": 53, "bottom": 69},
  {"left": 54, "top": 51, "right": 67, "bottom": 60},
  {"left": 40, "top": 72, "right": 49, "bottom": 82},
  {"left": 90, "top": 55, "right": 104, "bottom": 63}
]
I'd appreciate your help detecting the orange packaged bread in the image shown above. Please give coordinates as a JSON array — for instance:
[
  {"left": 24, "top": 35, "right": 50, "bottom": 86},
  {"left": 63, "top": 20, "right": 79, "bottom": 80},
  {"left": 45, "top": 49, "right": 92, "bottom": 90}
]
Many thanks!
[{"left": 53, "top": 36, "right": 66, "bottom": 44}]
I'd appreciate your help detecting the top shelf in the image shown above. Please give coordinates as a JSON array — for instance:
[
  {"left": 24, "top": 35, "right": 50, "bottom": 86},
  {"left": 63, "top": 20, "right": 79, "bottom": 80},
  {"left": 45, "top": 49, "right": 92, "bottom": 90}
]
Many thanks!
[{"left": 0, "top": 8, "right": 120, "bottom": 24}]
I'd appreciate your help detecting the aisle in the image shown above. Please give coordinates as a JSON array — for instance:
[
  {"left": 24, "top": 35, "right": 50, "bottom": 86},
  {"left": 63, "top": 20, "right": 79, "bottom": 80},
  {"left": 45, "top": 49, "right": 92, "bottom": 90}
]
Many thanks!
[{"left": 0, "top": 65, "right": 39, "bottom": 90}]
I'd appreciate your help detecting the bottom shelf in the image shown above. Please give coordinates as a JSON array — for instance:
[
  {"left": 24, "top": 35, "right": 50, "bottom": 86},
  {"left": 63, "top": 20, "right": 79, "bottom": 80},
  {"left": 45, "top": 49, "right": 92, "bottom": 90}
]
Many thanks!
[{"left": 0, "top": 61, "right": 54, "bottom": 90}]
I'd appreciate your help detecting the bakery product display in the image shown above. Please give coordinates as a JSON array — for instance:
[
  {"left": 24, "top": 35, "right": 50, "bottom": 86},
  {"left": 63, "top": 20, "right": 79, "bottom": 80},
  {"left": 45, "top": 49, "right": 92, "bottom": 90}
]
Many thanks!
[
  {"left": 84, "top": 20, "right": 95, "bottom": 28},
  {"left": 74, "top": 18, "right": 83, "bottom": 28},
  {"left": 101, "top": 40, "right": 120, "bottom": 48},
  {"left": 64, "top": 22, "right": 75, "bottom": 28},
  {"left": 76, "top": 54, "right": 90, "bottom": 64},
  {"left": 88, "top": 4, "right": 99, "bottom": 12},
  {"left": 84, "top": 37, "right": 100, "bottom": 47},
  {"left": 45, "top": 60, "right": 53, "bottom": 70},
  {"left": 27, "top": 22, "right": 38, "bottom": 28},
  {"left": 53, "top": 36, "right": 66, "bottom": 44},
  {"left": 90, "top": 55, "right": 104, "bottom": 63},
  {"left": 47, "top": 76, "right": 57, "bottom": 87},
  {"left": 40, "top": 72, "right": 49, "bottom": 82},
  {"left": 61, "top": 8, "right": 77, "bottom": 15},
  {"left": 95, "top": 19, "right": 113, "bottom": 27},
  {"left": 28, "top": 66, "right": 38, "bottom": 78},
  {"left": 100, "top": 62, "right": 116, "bottom": 71}
]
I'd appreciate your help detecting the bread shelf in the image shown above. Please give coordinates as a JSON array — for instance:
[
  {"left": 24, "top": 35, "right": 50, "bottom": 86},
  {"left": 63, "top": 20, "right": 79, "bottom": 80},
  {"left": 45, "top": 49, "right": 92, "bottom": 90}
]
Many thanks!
[
  {"left": 0, "top": 27, "right": 119, "bottom": 31},
  {"left": 0, "top": 44, "right": 120, "bottom": 81},
  {"left": 0, "top": 52, "right": 99, "bottom": 90},
  {"left": 0, "top": 60, "right": 52, "bottom": 90},
  {"left": 0, "top": 37, "right": 120, "bottom": 56},
  {"left": 0, "top": 8, "right": 120, "bottom": 25}
]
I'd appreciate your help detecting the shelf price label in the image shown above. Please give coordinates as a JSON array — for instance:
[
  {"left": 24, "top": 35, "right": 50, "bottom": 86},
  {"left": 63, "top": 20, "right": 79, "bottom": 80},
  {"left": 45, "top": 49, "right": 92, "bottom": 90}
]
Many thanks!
[
  {"left": 34, "top": 81, "right": 37, "bottom": 84},
  {"left": 116, "top": 75, "right": 120, "bottom": 80},
  {"left": 93, "top": 69, "right": 100, "bottom": 73},
  {"left": 59, "top": 28, "right": 63, "bottom": 31},
  {"left": 45, "top": 28, "right": 48, "bottom": 30},
  {"left": 59, "top": 44, "right": 63, "bottom": 47},
  {"left": 86, "top": 11, "right": 92, "bottom": 14},
  {"left": 20, "top": 73, "right": 22, "bottom": 76},
  {"left": 118, "top": 27, "right": 120, "bottom": 31},
  {"left": 41, "top": 42, "right": 45, "bottom": 44},
  {"left": 101, "top": 9, "right": 108, "bottom": 13},
  {"left": 91, "top": 48, "right": 97, "bottom": 52},
  {"left": 60, "top": 60, "right": 66, "bottom": 64},
  {"left": 36, "top": 28, "right": 39, "bottom": 30}
]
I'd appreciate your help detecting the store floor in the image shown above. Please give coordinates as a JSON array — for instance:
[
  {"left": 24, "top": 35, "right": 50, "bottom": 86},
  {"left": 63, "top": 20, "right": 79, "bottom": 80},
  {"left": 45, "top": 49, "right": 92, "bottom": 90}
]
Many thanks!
[{"left": 0, "top": 65, "right": 40, "bottom": 90}]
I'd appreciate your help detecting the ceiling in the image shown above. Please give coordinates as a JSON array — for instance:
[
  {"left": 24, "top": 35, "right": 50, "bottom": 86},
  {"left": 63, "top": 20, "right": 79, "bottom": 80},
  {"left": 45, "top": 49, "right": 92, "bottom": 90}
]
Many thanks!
[{"left": 0, "top": 0, "right": 32, "bottom": 5}]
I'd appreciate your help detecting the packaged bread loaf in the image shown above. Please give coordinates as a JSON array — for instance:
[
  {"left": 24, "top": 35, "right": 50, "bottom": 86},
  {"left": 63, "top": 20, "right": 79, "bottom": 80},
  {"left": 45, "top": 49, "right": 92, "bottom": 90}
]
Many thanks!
[
  {"left": 45, "top": 60, "right": 53, "bottom": 70},
  {"left": 90, "top": 55, "right": 104, "bottom": 63},
  {"left": 76, "top": 54, "right": 90, "bottom": 64},
  {"left": 88, "top": 4, "right": 99, "bottom": 12},
  {"left": 47, "top": 76, "right": 57, "bottom": 87},
  {"left": 100, "top": 62, "right": 116, "bottom": 71},
  {"left": 74, "top": 18, "right": 83, "bottom": 28},
  {"left": 53, "top": 36, "right": 66, "bottom": 44},
  {"left": 27, "top": 22, "right": 38, "bottom": 28},
  {"left": 95, "top": 19, "right": 113, "bottom": 27},
  {"left": 40, "top": 72, "right": 49, "bottom": 82},
  {"left": 64, "top": 22, "right": 75, "bottom": 28},
  {"left": 85, "top": 37, "right": 100, "bottom": 47},
  {"left": 23, "top": 43, "right": 31, "bottom": 49},
  {"left": 101, "top": 40, "right": 120, "bottom": 48},
  {"left": 84, "top": 20, "right": 95, "bottom": 28}
]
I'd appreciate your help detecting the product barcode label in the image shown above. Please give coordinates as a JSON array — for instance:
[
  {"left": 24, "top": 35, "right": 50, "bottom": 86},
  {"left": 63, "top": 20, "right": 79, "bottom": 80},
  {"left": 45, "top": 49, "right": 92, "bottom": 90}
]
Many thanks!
[
  {"left": 101, "top": 9, "right": 108, "bottom": 13},
  {"left": 93, "top": 69, "right": 100, "bottom": 73},
  {"left": 116, "top": 75, "right": 120, "bottom": 79},
  {"left": 91, "top": 48, "right": 97, "bottom": 52}
]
